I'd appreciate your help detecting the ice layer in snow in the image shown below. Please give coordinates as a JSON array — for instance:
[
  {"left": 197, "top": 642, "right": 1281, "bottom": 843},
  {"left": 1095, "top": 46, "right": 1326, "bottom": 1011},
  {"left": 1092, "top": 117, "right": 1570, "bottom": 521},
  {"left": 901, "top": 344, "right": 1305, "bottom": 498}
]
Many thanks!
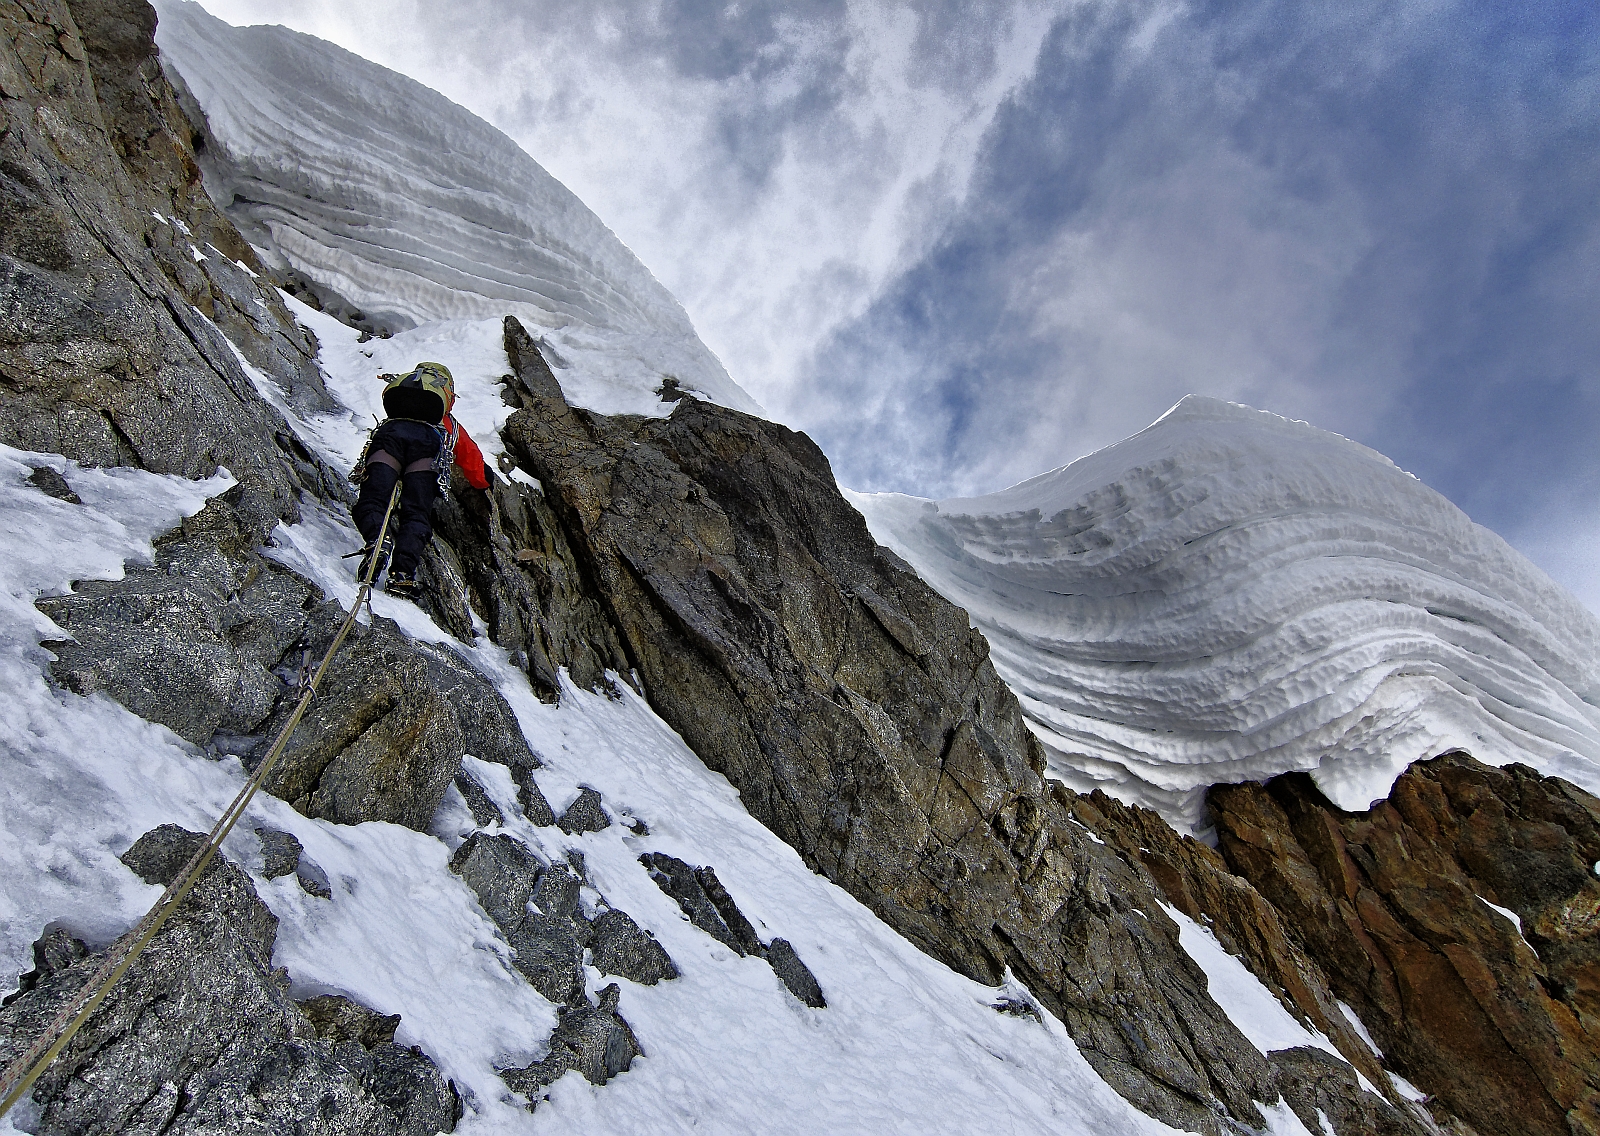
[
  {"left": 851, "top": 396, "right": 1600, "bottom": 832},
  {"left": 151, "top": 0, "right": 763, "bottom": 420}
]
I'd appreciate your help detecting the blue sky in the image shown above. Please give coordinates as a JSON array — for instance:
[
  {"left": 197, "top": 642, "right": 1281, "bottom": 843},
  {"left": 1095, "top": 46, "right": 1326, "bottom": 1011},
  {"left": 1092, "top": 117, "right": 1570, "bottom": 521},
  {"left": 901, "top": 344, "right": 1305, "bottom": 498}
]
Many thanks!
[{"left": 192, "top": 0, "right": 1600, "bottom": 607}]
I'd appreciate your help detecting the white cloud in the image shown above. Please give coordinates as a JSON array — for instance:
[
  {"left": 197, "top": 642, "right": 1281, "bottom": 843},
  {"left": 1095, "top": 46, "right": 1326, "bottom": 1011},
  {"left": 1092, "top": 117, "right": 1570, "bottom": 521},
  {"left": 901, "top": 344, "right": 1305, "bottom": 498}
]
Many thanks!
[
  {"left": 178, "top": 0, "right": 1600, "bottom": 618},
  {"left": 185, "top": 0, "right": 1058, "bottom": 419}
]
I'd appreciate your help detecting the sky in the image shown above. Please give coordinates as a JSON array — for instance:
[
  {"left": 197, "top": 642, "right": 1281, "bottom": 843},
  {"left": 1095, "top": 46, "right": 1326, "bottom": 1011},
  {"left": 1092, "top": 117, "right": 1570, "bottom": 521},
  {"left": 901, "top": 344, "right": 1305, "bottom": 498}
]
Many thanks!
[{"left": 187, "top": 0, "right": 1600, "bottom": 609}]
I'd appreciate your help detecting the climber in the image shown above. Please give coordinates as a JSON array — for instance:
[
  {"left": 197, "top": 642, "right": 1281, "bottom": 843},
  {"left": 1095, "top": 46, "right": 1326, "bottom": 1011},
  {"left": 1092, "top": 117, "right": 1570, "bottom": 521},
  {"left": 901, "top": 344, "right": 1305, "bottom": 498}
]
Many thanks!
[{"left": 351, "top": 361, "right": 489, "bottom": 597}]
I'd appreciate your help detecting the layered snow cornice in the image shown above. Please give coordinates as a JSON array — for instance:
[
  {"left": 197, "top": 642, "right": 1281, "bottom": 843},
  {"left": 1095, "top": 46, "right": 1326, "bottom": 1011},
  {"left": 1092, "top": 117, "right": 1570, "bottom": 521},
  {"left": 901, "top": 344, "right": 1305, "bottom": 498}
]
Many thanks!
[
  {"left": 152, "top": 1, "right": 761, "bottom": 419},
  {"left": 851, "top": 396, "right": 1600, "bottom": 833}
]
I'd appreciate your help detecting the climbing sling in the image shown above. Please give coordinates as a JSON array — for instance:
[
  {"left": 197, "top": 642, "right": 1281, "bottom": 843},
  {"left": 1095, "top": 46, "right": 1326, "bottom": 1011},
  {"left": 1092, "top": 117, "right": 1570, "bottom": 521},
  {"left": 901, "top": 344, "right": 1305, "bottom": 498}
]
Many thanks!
[{"left": 0, "top": 481, "right": 405, "bottom": 1122}]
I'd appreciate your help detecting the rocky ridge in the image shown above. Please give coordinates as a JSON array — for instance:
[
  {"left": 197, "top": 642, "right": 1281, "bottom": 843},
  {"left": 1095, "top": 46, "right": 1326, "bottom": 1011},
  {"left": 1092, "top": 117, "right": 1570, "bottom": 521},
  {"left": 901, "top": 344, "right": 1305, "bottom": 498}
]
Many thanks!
[
  {"left": 492, "top": 315, "right": 1429, "bottom": 1135},
  {"left": 4, "top": 1, "right": 1598, "bottom": 1134},
  {"left": 0, "top": 0, "right": 339, "bottom": 528}
]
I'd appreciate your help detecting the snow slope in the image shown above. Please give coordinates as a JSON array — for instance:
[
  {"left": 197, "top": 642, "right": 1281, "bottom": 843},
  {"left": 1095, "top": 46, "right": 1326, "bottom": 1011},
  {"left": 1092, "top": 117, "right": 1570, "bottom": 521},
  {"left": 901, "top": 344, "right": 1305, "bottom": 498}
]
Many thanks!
[
  {"left": 852, "top": 396, "right": 1600, "bottom": 833},
  {"left": 0, "top": 324, "right": 1204, "bottom": 1136},
  {"left": 151, "top": 0, "right": 762, "bottom": 420}
]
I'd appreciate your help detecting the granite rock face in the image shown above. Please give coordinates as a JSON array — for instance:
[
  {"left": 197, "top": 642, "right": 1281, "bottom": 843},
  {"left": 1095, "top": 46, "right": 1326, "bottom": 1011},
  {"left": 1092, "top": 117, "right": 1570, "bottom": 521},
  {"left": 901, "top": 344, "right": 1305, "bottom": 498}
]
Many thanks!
[
  {"left": 38, "top": 492, "right": 319, "bottom": 746},
  {"left": 421, "top": 455, "right": 633, "bottom": 701},
  {"left": 37, "top": 489, "right": 535, "bottom": 832},
  {"left": 1212, "top": 754, "right": 1600, "bottom": 1136},
  {"left": 587, "top": 911, "right": 680, "bottom": 988},
  {"left": 641, "top": 853, "right": 763, "bottom": 957},
  {"left": 1063, "top": 790, "right": 1444, "bottom": 1135},
  {"left": 0, "top": 825, "right": 457, "bottom": 1136},
  {"left": 257, "top": 609, "right": 534, "bottom": 832},
  {"left": 0, "top": 0, "right": 339, "bottom": 521},
  {"left": 500, "top": 315, "right": 1285, "bottom": 1134}
]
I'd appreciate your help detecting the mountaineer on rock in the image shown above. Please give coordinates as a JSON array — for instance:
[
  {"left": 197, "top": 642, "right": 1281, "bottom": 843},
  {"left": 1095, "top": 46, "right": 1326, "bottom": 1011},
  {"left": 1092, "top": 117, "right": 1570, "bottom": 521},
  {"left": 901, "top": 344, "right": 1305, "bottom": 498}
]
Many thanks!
[{"left": 351, "top": 361, "right": 489, "bottom": 596}]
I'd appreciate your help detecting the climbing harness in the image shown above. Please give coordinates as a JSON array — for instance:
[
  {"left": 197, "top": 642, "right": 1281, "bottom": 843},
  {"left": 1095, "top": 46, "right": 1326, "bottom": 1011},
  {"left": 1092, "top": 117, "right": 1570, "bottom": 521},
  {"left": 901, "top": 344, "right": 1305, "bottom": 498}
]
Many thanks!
[
  {"left": 350, "top": 412, "right": 459, "bottom": 493},
  {"left": 0, "top": 481, "right": 405, "bottom": 1123}
]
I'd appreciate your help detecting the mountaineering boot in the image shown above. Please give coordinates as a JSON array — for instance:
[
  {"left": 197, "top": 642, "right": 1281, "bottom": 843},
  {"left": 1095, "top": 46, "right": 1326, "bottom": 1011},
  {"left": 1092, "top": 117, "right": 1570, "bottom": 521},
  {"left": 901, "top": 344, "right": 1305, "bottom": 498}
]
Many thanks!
[
  {"left": 384, "top": 569, "right": 421, "bottom": 600},
  {"left": 357, "top": 533, "right": 394, "bottom": 581}
]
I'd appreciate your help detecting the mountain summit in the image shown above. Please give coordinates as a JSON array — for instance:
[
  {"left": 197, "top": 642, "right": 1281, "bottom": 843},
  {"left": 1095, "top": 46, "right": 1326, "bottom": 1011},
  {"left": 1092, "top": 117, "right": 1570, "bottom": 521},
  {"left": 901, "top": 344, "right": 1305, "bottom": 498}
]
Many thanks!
[{"left": 854, "top": 394, "right": 1600, "bottom": 833}]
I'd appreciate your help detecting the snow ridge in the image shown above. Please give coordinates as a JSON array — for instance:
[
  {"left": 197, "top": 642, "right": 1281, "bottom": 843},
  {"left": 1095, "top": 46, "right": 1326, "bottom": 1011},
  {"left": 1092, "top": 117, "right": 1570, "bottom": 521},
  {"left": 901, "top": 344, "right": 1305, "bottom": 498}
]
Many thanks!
[
  {"left": 151, "top": 0, "right": 762, "bottom": 420},
  {"left": 852, "top": 396, "right": 1600, "bottom": 832}
]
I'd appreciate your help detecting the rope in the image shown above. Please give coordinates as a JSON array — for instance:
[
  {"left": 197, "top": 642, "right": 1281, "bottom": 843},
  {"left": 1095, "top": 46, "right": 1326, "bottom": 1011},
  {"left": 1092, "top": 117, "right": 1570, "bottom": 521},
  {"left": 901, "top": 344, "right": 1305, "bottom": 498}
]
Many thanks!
[{"left": 0, "top": 481, "right": 404, "bottom": 1121}]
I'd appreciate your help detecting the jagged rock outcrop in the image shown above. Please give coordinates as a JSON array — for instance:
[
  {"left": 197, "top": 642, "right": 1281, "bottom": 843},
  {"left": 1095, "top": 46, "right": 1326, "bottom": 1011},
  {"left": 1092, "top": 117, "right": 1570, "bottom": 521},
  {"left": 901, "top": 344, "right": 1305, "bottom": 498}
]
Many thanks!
[
  {"left": 641, "top": 852, "right": 826, "bottom": 1007},
  {"left": 256, "top": 608, "right": 535, "bottom": 832},
  {"left": 451, "top": 769, "right": 506, "bottom": 828},
  {"left": 447, "top": 827, "right": 668, "bottom": 1104},
  {"left": 1212, "top": 753, "right": 1600, "bottom": 1136},
  {"left": 1063, "top": 790, "right": 1445, "bottom": 1134},
  {"left": 38, "top": 489, "right": 536, "bottom": 832},
  {"left": 0, "top": 0, "right": 340, "bottom": 523},
  {"left": 38, "top": 491, "right": 313, "bottom": 746},
  {"left": 420, "top": 397, "right": 642, "bottom": 701},
  {"left": 499, "top": 314, "right": 1318, "bottom": 1134},
  {"left": 1269, "top": 1047, "right": 1428, "bottom": 1136},
  {"left": 1064, "top": 790, "right": 1394, "bottom": 1095},
  {"left": 498, "top": 985, "right": 641, "bottom": 1104},
  {"left": 0, "top": 825, "right": 457, "bottom": 1135},
  {"left": 557, "top": 786, "right": 611, "bottom": 834},
  {"left": 450, "top": 830, "right": 676, "bottom": 1001}
]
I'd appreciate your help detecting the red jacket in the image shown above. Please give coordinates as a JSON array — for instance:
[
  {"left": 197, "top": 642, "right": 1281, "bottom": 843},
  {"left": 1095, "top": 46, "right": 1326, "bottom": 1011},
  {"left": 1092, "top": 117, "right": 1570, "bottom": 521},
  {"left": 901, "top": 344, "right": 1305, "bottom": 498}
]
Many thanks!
[{"left": 447, "top": 416, "right": 489, "bottom": 490}]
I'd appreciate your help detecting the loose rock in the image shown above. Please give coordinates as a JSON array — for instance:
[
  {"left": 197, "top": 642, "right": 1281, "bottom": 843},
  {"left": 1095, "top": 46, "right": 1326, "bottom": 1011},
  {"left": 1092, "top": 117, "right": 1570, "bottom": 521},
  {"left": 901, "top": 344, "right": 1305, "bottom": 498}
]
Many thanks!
[
  {"left": 766, "top": 939, "right": 826, "bottom": 1008},
  {"left": 26, "top": 465, "right": 80, "bottom": 503},
  {"left": 257, "top": 826, "right": 303, "bottom": 880},
  {"left": 557, "top": 787, "right": 611, "bottom": 834},
  {"left": 499, "top": 985, "right": 642, "bottom": 1101},
  {"left": 452, "top": 770, "right": 506, "bottom": 828},
  {"left": 588, "top": 910, "right": 678, "bottom": 986},
  {"left": 298, "top": 994, "right": 401, "bottom": 1049}
]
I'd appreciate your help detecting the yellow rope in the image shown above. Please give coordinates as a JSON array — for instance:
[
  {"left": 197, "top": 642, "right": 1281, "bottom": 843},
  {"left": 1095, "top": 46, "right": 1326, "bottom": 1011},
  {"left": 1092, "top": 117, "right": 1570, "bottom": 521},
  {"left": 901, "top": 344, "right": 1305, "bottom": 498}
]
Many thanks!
[{"left": 0, "top": 481, "right": 404, "bottom": 1121}]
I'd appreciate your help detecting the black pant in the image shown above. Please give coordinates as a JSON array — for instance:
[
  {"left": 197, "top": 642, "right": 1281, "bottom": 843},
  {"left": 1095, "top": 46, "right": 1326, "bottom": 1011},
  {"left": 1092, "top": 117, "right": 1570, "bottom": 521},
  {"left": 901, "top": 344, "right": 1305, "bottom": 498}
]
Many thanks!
[{"left": 352, "top": 420, "right": 441, "bottom": 575}]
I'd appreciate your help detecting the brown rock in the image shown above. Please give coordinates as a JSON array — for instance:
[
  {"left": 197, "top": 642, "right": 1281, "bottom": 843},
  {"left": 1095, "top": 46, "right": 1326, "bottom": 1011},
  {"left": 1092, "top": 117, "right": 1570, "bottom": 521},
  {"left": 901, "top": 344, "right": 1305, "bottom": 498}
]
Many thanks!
[
  {"left": 1212, "top": 754, "right": 1600, "bottom": 1136},
  {"left": 1066, "top": 789, "right": 1396, "bottom": 1099}
]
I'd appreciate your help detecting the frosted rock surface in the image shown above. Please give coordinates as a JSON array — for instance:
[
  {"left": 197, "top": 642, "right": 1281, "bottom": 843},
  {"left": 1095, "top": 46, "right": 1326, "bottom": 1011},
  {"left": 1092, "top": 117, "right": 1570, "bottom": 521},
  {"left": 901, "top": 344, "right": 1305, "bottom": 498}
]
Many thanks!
[
  {"left": 152, "top": 0, "right": 761, "bottom": 420},
  {"left": 851, "top": 396, "right": 1600, "bottom": 832}
]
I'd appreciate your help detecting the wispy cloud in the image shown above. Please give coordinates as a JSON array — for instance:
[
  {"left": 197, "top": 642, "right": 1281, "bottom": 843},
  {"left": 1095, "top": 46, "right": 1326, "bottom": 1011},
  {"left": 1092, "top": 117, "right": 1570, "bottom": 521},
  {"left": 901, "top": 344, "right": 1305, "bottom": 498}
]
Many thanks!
[
  {"left": 187, "top": 0, "right": 1600, "bottom": 607},
  {"left": 800, "top": 1, "right": 1600, "bottom": 596},
  {"left": 191, "top": 0, "right": 1057, "bottom": 417}
]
